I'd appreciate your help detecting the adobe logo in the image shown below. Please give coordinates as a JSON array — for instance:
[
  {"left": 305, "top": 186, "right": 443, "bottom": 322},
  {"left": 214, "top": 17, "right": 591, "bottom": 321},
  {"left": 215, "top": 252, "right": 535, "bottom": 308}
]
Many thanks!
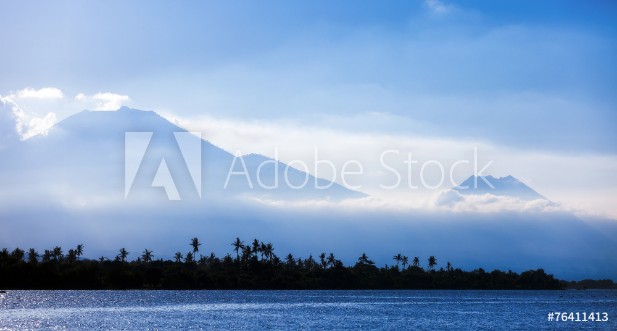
[{"left": 124, "top": 132, "right": 201, "bottom": 200}]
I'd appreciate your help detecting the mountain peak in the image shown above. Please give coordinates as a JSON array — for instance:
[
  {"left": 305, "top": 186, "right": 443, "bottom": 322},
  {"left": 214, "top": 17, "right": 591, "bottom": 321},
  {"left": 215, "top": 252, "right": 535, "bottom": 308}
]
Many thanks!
[
  {"left": 53, "top": 107, "right": 184, "bottom": 137},
  {"left": 454, "top": 175, "right": 546, "bottom": 201}
]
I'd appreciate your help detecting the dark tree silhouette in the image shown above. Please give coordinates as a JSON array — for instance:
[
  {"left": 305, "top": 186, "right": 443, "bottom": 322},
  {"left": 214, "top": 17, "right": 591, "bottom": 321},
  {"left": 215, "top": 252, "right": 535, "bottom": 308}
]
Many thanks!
[
  {"left": 174, "top": 252, "right": 183, "bottom": 263},
  {"left": 285, "top": 253, "right": 295, "bottom": 267},
  {"left": 252, "top": 239, "right": 261, "bottom": 259},
  {"left": 42, "top": 250, "right": 52, "bottom": 262},
  {"left": 306, "top": 255, "right": 316, "bottom": 269},
  {"left": 428, "top": 256, "right": 437, "bottom": 271},
  {"left": 263, "top": 243, "right": 274, "bottom": 263},
  {"left": 117, "top": 248, "right": 129, "bottom": 263},
  {"left": 27, "top": 248, "right": 38, "bottom": 264},
  {"left": 0, "top": 237, "right": 567, "bottom": 290},
  {"left": 393, "top": 253, "right": 403, "bottom": 269},
  {"left": 356, "top": 253, "right": 375, "bottom": 266},
  {"left": 11, "top": 248, "right": 25, "bottom": 262},
  {"left": 260, "top": 242, "right": 267, "bottom": 261},
  {"left": 67, "top": 249, "right": 77, "bottom": 263},
  {"left": 52, "top": 246, "right": 63, "bottom": 261},
  {"left": 76, "top": 244, "right": 84, "bottom": 260},
  {"left": 190, "top": 237, "right": 201, "bottom": 254},
  {"left": 232, "top": 237, "right": 244, "bottom": 261},
  {"left": 327, "top": 253, "right": 336, "bottom": 268},
  {"left": 241, "top": 246, "right": 252, "bottom": 262},
  {"left": 319, "top": 252, "right": 327, "bottom": 269},
  {"left": 142, "top": 249, "right": 153, "bottom": 263}
]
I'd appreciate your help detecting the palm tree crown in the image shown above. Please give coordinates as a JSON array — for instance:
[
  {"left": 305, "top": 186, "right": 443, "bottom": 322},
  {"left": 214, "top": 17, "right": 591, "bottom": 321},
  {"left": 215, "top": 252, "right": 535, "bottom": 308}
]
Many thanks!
[
  {"left": 190, "top": 237, "right": 201, "bottom": 254},
  {"left": 118, "top": 248, "right": 129, "bottom": 262},
  {"left": 428, "top": 256, "right": 437, "bottom": 270},
  {"left": 232, "top": 237, "right": 244, "bottom": 261},
  {"left": 142, "top": 249, "right": 153, "bottom": 263}
]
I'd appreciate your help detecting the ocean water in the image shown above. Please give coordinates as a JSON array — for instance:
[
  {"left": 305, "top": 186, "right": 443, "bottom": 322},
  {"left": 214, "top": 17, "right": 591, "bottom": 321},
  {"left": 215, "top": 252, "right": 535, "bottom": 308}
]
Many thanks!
[{"left": 0, "top": 290, "right": 615, "bottom": 330}]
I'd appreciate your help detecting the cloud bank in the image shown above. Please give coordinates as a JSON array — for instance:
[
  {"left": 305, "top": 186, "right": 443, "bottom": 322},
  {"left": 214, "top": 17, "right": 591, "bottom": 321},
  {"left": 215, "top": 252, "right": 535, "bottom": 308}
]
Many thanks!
[{"left": 0, "top": 95, "right": 58, "bottom": 142}]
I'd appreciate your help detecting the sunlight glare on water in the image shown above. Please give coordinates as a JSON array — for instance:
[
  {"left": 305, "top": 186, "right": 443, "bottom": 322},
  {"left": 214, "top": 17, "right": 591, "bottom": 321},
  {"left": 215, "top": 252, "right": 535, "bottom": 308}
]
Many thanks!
[{"left": 0, "top": 290, "right": 616, "bottom": 330}]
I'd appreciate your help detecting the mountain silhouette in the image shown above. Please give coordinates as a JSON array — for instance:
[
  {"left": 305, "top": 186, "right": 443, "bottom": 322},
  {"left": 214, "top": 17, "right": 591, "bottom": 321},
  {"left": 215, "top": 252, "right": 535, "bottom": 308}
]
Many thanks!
[{"left": 0, "top": 107, "right": 365, "bottom": 201}]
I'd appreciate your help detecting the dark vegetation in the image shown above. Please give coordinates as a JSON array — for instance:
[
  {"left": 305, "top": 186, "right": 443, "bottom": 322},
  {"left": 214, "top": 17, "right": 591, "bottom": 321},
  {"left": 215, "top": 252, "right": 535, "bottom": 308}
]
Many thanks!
[
  {"left": 0, "top": 237, "right": 581, "bottom": 290},
  {"left": 564, "top": 279, "right": 617, "bottom": 290}
]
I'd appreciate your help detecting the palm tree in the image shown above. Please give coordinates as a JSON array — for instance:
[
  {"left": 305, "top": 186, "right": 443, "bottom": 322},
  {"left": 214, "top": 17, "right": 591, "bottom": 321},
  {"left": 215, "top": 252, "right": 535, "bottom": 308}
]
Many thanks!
[
  {"left": 401, "top": 256, "right": 409, "bottom": 269},
  {"left": 306, "top": 254, "right": 316, "bottom": 270},
  {"left": 76, "top": 244, "right": 84, "bottom": 260},
  {"left": 190, "top": 237, "right": 201, "bottom": 254},
  {"left": 393, "top": 253, "right": 403, "bottom": 269},
  {"left": 11, "top": 248, "right": 25, "bottom": 262},
  {"left": 428, "top": 256, "right": 437, "bottom": 270},
  {"left": 118, "top": 248, "right": 129, "bottom": 263},
  {"left": 27, "top": 248, "right": 39, "bottom": 264},
  {"left": 285, "top": 253, "right": 295, "bottom": 267},
  {"left": 67, "top": 249, "right": 77, "bottom": 263},
  {"left": 174, "top": 252, "right": 183, "bottom": 263},
  {"left": 260, "top": 242, "right": 267, "bottom": 261},
  {"left": 327, "top": 253, "right": 336, "bottom": 268},
  {"left": 142, "top": 249, "right": 153, "bottom": 263},
  {"left": 232, "top": 237, "right": 244, "bottom": 261},
  {"left": 241, "top": 246, "right": 252, "bottom": 262},
  {"left": 357, "top": 253, "right": 375, "bottom": 266},
  {"left": 252, "top": 239, "right": 261, "bottom": 259},
  {"left": 412, "top": 256, "right": 420, "bottom": 268},
  {"left": 42, "top": 250, "right": 52, "bottom": 262},
  {"left": 52, "top": 246, "right": 63, "bottom": 261},
  {"left": 185, "top": 252, "right": 194, "bottom": 263},
  {"left": 446, "top": 261, "right": 453, "bottom": 272},
  {"left": 319, "top": 252, "right": 327, "bottom": 269},
  {"left": 263, "top": 243, "right": 274, "bottom": 263}
]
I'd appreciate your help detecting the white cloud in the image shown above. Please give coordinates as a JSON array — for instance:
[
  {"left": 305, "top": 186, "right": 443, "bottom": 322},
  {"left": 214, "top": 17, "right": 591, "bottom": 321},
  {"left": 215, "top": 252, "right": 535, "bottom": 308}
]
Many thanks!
[
  {"left": 247, "top": 191, "right": 569, "bottom": 215},
  {"left": 427, "top": 189, "right": 563, "bottom": 213},
  {"left": 75, "top": 92, "right": 130, "bottom": 111},
  {"left": 23, "top": 112, "right": 57, "bottom": 139},
  {"left": 15, "top": 87, "right": 64, "bottom": 100},
  {"left": 0, "top": 96, "right": 58, "bottom": 142}
]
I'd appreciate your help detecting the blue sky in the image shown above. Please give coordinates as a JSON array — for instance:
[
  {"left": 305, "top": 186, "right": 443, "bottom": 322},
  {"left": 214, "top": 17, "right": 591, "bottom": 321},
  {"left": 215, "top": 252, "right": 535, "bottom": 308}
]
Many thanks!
[
  {"left": 1, "top": 0, "right": 616, "bottom": 151},
  {"left": 1, "top": 0, "right": 617, "bottom": 215}
]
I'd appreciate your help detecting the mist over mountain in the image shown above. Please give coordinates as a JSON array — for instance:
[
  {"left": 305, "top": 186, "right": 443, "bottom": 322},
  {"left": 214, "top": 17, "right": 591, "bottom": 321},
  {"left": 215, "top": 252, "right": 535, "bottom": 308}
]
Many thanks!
[
  {"left": 0, "top": 107, "right": 616, "bottom": 280},
  {"left": 454, "top": 175, "right": 546, "bottom": 201}
]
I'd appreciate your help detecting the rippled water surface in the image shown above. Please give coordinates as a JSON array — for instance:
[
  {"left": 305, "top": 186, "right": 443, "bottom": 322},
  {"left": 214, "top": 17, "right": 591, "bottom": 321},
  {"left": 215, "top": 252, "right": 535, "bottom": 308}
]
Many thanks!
[{"left": 0, "top": 290, "right": 616, "bottom": 330}]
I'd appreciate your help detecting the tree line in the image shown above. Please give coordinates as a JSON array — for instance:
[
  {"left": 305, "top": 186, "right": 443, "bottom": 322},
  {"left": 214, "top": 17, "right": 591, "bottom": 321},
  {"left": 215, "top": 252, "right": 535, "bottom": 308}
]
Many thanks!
[{"left": 0, "top": 237, "right": 585, "bottom": 290}]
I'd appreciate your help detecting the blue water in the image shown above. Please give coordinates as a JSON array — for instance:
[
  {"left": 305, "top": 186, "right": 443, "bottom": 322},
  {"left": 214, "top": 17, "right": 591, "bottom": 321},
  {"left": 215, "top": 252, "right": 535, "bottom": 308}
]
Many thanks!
[{"left": 0, "top": 290, "right": 615, "bottom": 330}]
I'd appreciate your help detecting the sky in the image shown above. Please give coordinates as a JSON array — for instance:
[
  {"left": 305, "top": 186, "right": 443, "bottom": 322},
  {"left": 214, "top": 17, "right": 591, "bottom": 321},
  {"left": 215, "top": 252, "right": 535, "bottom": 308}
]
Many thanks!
[{"left": 1, "top": 0, "right": 617, "bottom": 216}]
